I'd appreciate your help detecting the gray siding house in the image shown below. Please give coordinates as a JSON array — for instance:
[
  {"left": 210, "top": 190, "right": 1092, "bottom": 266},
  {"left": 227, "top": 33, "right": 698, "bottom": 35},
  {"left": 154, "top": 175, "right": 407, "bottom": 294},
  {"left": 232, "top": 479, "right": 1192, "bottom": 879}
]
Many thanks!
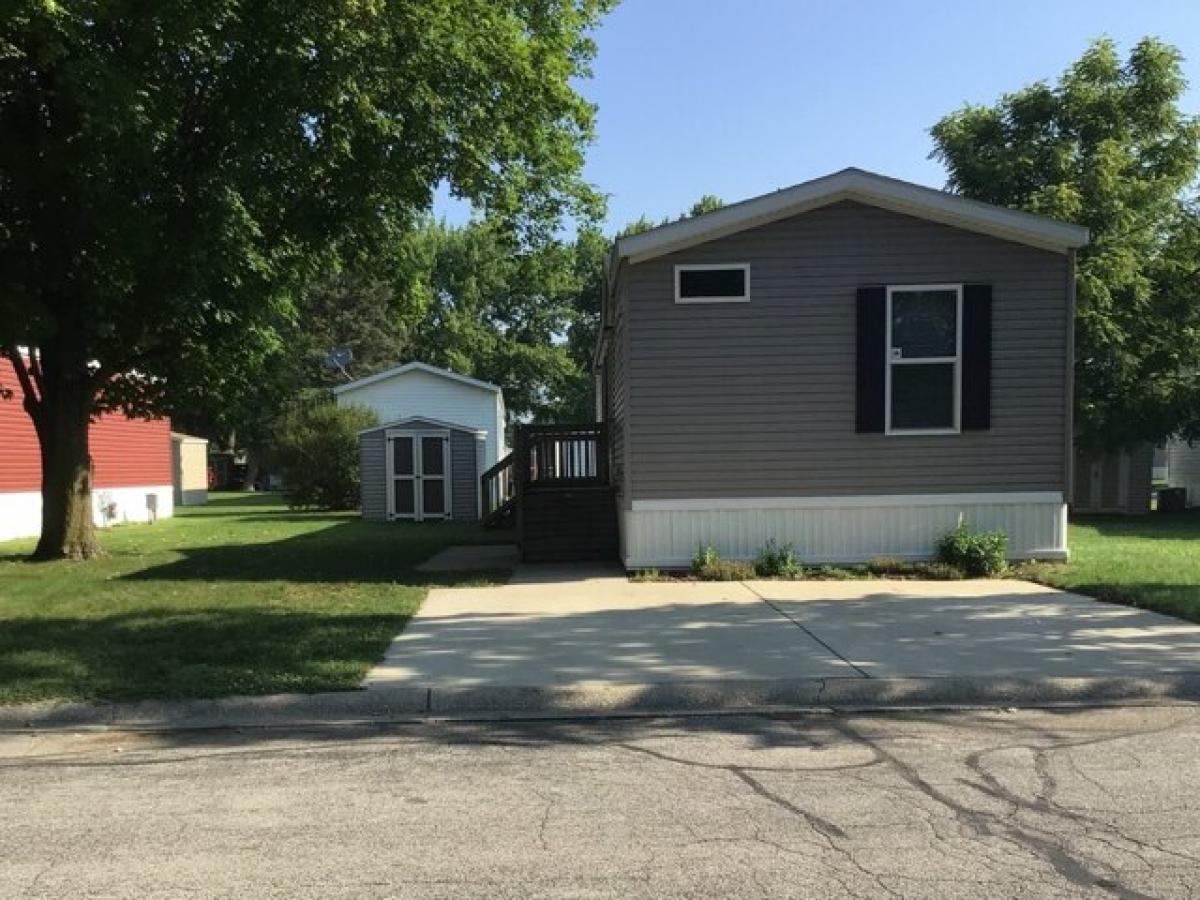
[{"left": 595, "top": 168, "right": 1090, "bottom": 568}]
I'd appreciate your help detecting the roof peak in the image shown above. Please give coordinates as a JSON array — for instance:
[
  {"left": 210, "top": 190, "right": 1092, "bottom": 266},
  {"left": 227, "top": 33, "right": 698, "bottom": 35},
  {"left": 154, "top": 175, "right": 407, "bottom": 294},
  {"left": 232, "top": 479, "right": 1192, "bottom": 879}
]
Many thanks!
[
  {"left": 332, "top": 360, "right": 501, "bottom": 395},
  {"left": 615, "top": 167, "right": 1088, "bottom": 264}
]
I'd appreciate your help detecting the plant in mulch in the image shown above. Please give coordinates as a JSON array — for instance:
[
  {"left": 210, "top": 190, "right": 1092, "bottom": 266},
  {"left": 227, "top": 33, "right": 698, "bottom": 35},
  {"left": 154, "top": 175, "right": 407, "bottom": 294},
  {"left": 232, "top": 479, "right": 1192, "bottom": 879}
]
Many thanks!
[
  {"left": 936, "top": 519, "right": 1008, "bottom": 577},
  {"left": 755, "top": 540, "right": 803, "bottom": 578}
]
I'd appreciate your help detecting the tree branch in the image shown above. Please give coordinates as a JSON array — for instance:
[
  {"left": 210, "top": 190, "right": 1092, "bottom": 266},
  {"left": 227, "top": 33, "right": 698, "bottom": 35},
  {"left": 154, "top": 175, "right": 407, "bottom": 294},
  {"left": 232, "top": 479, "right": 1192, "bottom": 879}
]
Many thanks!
[
  {"left": 28, "top": 346, "right": 45, "bottom": 397},
  {"left": 5, "top": 346, "right": 42, "bottom": 420}
]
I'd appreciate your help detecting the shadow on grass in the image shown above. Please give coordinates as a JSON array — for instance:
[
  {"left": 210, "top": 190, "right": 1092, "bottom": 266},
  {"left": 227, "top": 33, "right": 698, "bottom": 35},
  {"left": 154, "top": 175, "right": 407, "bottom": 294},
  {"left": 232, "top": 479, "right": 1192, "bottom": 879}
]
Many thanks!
[
  {"left": 124, "top": 519, "right": 511, "bottom": 585},
  {"left": 0, "top": 608, "right": 408, "bottom": 704},
  {"left": 1072, "top": 511, "right": 1200, "bottom": 539}
]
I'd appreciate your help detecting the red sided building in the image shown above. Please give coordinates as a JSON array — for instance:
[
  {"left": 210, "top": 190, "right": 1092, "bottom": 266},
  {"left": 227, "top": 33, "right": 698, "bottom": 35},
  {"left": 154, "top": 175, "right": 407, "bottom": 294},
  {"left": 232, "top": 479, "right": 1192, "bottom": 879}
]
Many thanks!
[{"left": 0, "top": 357, "right": 174, "bottom": 542}]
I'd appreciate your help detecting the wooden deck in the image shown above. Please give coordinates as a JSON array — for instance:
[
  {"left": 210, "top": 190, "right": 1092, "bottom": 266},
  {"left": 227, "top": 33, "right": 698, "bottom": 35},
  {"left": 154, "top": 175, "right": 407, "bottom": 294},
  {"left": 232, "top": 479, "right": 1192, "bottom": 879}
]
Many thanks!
[{"left": 482, "top": 423, "right": 618, "bottom": 562}]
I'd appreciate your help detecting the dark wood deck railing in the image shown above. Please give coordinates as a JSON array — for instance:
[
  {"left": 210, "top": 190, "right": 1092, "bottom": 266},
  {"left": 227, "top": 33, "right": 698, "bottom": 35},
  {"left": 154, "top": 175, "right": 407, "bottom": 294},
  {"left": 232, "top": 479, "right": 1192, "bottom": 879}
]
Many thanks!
[
  {"left": 516, "top": 423, "right": 607, "bottom": 490},
  {"left": 480, "top": 452, "right": 516, "bottom": 525},
  {"left": 482, "top": 423, "right": 608, "bottom": 529}
]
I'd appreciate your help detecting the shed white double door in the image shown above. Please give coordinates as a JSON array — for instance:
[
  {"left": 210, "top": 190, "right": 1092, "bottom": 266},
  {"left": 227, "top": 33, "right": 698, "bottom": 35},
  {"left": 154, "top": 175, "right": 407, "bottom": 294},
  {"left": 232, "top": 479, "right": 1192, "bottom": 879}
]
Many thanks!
[{"left": 387, "top": 430, "right": 452, "bottom": 521}]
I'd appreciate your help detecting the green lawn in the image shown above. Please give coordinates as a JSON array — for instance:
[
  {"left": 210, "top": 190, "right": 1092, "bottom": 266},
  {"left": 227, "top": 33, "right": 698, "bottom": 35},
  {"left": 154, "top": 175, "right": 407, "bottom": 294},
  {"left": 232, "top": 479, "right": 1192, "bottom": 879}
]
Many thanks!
[
  {"left": 0, "top": 493, "right": 510, "bottom": 705},
  {"left": 1020, "top": 513, "right": 1200, "bottom": 621}
]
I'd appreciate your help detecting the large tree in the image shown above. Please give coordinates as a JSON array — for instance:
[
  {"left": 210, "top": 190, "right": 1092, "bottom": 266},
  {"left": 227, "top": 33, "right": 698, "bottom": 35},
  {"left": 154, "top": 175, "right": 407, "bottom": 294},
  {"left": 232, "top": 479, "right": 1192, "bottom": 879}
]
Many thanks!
[
  {"left": 930, "top": 37, "right": 1200, "bottom": 449},
  {"left": 0, "top": 0, "right": 612, "bottom": 558}
]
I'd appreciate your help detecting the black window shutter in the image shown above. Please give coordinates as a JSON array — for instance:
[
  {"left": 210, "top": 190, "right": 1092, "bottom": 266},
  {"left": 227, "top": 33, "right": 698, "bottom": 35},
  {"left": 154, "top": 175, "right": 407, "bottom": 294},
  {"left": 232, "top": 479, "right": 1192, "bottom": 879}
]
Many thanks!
[
  {"left": 961, "top": 284, "right": 992, "bottom": 430},
  {"left": 856, "top": 286, "right": 886, "bottom": 433}
]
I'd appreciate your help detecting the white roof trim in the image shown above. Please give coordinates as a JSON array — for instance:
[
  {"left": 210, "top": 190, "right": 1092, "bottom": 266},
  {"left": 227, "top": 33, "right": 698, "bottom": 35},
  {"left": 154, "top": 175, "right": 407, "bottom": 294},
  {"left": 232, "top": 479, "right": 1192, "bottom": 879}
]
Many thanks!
[
  {"left": 332, "top": 361, "right": 501, "bottom": 396},
  {"left": 358, "top": 415, "right": 488, "bottom": 436},
  {"left": 615, "top": 168, "right": 1090, "bottom": 264}
]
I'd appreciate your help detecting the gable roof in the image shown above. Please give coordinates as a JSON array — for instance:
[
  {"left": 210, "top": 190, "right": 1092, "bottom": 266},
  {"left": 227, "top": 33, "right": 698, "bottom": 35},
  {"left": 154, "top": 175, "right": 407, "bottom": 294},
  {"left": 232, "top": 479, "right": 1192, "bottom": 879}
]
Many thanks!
[
  {"left": 358, "top": 415, "right": 488, "bottom": 436},
  {"left": 614, "top": 168, "right": 1090, "bottom": 264},
  {"left": 332, "top": 361, "right": 501, "bottom": 396}
]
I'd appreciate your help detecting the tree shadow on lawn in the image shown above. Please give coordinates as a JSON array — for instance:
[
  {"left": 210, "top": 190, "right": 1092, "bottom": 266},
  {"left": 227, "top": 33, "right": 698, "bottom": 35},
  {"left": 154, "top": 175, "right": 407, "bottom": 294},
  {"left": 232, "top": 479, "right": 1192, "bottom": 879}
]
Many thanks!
[
  {"left": 123, "top": 519, "right": 512, "bottom": 585},
  {"left": 1073, "top": 511, "right": 1200, "bottom": 540},
  {"left": 0, "top": 607, "right": 410, "bottom": 704}
]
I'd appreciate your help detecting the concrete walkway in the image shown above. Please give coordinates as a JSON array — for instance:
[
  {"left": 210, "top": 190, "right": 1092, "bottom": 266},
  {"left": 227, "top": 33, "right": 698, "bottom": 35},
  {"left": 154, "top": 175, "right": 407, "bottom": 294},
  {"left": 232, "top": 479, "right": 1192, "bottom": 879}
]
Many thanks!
[
  {"left": 9, "top": 569, "right": 1200, "bottom": 733},
  {"left": 366, "top": 566, "right": 1200, "bottom": 690}
]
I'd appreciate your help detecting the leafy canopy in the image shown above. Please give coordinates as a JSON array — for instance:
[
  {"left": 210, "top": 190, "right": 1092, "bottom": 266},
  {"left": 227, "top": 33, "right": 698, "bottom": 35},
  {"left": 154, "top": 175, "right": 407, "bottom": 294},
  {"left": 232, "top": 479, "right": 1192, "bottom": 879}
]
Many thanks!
[
  {"left": 0, "top": 0, "right": 612, "bottom": 410},
  {"left": 931, "top": 37, "right": 1200, "bottom": 448}
]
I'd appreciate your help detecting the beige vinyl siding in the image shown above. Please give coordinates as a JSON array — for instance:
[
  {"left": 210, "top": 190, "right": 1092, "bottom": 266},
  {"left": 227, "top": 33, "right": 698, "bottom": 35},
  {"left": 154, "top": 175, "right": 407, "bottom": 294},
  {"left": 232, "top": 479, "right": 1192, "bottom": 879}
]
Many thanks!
[{"left": 623, "top": 201, "right": 1070, "bottom": 500}]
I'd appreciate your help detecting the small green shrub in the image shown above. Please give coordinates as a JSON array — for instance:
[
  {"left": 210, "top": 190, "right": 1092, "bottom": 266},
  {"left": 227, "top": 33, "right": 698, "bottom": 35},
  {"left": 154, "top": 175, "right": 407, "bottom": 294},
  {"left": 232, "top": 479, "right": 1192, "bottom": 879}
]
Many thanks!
[
  {"left": 936, "top": 521, "right": 1008, "bottom": 577},
  {"left": 755, "top": 540, "right": 803, "bottom": 578},
  {"left": 692, "top": 543, "right": 720, "bottom": 575},
  {"left": 867, "top": 555, "right": 918, "bottom": 577},
  {"left": 273, "top": 401, "right": 379, "bottom": 510},
  {"left": 921, "top": 561, "right": 967, "bottom": 581}
]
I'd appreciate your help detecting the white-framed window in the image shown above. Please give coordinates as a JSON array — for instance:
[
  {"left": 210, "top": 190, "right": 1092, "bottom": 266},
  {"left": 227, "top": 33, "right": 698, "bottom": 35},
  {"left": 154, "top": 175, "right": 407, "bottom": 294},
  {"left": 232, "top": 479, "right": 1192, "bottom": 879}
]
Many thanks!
[
  {"left": 885, "top": 284, "right": 962, "bottom": 435},
  {"left": 674, "top": 263, "right": 750, "bottom": 304}
]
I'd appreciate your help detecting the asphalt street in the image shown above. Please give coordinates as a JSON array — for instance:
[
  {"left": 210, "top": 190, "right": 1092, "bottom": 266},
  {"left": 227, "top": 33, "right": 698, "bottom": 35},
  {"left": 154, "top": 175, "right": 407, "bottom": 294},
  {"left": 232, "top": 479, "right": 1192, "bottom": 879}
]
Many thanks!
[{"left": 3, "top": 706, "right": 1200, "bottom": 898}]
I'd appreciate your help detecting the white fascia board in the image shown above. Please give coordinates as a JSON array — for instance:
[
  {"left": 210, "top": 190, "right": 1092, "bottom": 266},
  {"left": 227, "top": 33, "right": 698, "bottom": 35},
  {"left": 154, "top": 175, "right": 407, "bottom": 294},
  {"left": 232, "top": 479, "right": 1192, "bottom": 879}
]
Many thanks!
[
  {"left": 333, "top": 361, "right": 501, "bottom": 396},
  {"left": 615, "top": 168, "right": 1090, "bottom": 264}
]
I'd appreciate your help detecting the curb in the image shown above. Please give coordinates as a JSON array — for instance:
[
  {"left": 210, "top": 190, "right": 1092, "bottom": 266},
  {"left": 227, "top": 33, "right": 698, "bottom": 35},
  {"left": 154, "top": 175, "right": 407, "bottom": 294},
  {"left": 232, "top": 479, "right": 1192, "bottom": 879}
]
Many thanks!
[{"left": 4, "top": 674, "right": 1200, "bottom": 732}]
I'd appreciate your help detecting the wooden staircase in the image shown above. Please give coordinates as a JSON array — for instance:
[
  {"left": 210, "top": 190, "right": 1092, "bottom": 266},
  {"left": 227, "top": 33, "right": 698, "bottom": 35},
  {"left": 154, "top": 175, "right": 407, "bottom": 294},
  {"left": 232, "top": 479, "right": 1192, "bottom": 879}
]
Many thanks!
[{"left": 481, "top": 423, "right": 618, "bottom": 562}]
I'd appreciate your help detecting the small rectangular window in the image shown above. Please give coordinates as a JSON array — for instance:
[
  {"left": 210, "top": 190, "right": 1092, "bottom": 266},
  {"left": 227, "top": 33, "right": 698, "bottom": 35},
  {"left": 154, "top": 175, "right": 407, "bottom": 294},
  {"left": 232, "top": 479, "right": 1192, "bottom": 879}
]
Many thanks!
[
  {"left": 886, "top": 284, "right": 962, "bottom": 434},
  {"left": 675, "top": 264, "right": 750, "bottom": 303}
]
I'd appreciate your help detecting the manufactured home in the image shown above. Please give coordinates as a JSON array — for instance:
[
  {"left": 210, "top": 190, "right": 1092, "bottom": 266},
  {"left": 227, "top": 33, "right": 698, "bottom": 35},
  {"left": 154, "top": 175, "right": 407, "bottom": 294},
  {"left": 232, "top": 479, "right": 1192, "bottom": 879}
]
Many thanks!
[{"left": 484, "top": 168, "right": 1090, "bottom": 565}]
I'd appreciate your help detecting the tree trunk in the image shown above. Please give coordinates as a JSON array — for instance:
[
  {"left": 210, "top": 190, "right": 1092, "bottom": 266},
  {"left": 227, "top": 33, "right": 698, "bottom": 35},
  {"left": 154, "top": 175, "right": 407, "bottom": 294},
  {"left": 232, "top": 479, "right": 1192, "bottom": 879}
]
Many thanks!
[
  {"left": 12, "top": 337, "right": 103, "bottom": 561},
  {"left": 241, "top": 449, "right": 260, "bottom": 492},
  {"left": 34, "top": 385, "right": 101, "bottom": 560}
]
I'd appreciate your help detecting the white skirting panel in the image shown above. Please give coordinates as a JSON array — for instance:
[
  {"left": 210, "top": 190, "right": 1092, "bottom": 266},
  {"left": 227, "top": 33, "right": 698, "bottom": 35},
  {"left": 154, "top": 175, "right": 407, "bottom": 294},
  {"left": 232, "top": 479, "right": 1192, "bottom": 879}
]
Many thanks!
[
  {"left": 622, "top": 492, "right": 1068, "bottom": 569},
  {"left": 0, "top": 485, "right": 174, "bottom": 543}
]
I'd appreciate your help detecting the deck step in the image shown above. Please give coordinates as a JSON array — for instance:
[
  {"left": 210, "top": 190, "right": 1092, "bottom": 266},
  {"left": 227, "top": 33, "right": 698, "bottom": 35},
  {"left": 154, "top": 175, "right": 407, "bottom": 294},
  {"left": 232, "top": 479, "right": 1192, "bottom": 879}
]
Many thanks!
[{"left": 519, "top": 486, "right": 617, "bottom": 563}]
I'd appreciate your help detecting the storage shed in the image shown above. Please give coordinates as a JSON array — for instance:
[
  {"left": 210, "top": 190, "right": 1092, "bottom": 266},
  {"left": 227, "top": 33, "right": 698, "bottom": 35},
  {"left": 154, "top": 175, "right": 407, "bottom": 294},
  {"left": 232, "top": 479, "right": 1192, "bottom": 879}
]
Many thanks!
[
  {"left": 359, "top": 417, "right": 486, "bottom": 522},
  {"left": 1072, "top": 444, "right": 1153, "bottom": 515},
  {"left": 171, "top": 432, "right": 210, "bottom": 506},
  {"left": 333, "top": 361, "right": 505, "bottom": 468}
]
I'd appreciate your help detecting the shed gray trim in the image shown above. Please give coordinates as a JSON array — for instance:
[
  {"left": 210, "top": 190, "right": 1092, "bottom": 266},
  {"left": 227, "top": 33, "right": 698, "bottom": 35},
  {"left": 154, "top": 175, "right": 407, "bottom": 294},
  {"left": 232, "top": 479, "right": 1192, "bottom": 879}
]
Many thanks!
[
  {"left": 358, "top": 414, "right": 487, "bottom": 436},
  {"left": 615, "top": 168, "right": 1090, "bottom": 266}
]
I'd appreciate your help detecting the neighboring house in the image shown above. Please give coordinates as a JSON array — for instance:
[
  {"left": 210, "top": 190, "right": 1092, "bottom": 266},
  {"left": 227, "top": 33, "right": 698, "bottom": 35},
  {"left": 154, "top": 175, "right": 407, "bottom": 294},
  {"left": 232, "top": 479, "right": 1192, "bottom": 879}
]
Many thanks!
[
  {"left": 333, "top": 362, "right": 506, "bottom": 522},
  {"left": 590, "top": 168, "right": 1089, "bottom": 568},
  {"left": 1165, "top": 438, "right": 1200, "bottom": 507},
  {"left": 0, "top": 357, "right": 174, "bottom": 542},
  {"left": 1072, "top": 445, "right": 1153, "bottom": 515},
  {"left": 171, "top": 432, "right": 210, "bottom": 507}
]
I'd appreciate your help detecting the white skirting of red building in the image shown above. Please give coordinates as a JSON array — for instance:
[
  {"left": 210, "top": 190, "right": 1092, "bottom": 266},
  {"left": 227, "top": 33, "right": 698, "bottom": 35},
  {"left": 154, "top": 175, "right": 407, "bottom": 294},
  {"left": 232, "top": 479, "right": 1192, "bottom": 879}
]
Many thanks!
[{"left": 0, "top": 485, "right": 175, "bottom": 543}]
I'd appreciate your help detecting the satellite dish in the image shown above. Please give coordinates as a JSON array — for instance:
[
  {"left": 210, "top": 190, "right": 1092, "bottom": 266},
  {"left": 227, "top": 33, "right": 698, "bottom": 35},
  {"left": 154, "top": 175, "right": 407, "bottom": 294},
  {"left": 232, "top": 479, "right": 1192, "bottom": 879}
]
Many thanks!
[{"left": 323, "top": 347, "right": 354, "bottom": 380}]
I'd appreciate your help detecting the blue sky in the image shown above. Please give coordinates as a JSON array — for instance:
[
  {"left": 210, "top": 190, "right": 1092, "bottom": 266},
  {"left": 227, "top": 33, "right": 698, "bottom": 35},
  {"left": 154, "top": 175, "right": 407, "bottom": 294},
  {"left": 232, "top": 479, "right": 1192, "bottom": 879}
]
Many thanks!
[{"left": 439, "top": 0, "right": 1200, "bottom": 234}]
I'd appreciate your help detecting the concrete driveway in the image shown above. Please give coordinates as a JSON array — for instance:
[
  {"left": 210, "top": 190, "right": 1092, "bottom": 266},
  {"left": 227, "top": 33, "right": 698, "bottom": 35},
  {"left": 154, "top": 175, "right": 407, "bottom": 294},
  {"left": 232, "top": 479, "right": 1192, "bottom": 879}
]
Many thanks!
[{"left": 365, "top": 566, "right": 1200, "bottom": 691}]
